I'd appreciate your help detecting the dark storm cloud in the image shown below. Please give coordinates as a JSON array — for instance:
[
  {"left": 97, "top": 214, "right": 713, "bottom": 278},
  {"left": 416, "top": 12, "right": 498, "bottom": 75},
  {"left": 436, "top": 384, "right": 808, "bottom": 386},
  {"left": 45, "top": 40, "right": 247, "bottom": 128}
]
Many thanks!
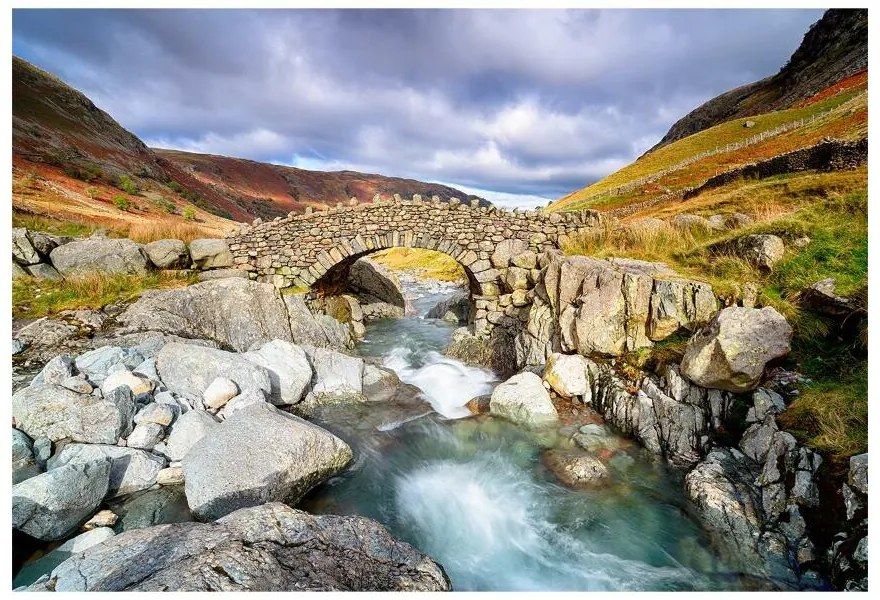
[{"left": 12, "top": 8, "right": 823, "bottom": 204}]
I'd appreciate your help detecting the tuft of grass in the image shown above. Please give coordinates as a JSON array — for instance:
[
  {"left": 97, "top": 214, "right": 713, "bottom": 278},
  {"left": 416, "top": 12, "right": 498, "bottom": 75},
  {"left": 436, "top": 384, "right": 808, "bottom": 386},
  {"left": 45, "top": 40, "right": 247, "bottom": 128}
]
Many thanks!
[
  {"left": 182, "top": 206, "right": 196, "bottom": 221},
  {"left": 121, "top": 221, "right": 216, "bottom": 244},
  {"left": 85, "top": 186, "right": 100, "bottom": 199},
  {"left": 12, "top": 271, "right": 198, "bottom": 319},
  {"left": 371, "top": 247, "right": 466, "bottom": 282},
  {"left": 12, "top": 212, "right": 101, "bottom": 238}
]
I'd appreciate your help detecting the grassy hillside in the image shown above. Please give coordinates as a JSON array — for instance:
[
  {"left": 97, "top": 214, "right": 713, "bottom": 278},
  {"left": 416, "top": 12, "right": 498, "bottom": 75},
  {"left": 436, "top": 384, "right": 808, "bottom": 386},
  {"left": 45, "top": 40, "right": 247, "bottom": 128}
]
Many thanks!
[{"left": 552, "top": 71, "right": 866, "bottom": 213}]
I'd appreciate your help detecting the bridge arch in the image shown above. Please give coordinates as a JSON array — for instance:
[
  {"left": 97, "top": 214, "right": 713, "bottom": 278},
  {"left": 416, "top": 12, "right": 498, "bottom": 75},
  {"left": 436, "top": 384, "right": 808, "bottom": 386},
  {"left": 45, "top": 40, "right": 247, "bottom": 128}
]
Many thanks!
[{"left": 226, "top": 194, "right": 606, "bottom": 336}]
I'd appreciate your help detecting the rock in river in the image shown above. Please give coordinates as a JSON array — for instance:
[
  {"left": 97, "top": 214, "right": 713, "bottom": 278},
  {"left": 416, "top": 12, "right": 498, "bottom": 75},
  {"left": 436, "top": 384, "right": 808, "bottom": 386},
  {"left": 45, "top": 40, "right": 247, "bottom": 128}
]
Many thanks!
[{"left": 489, "top": 371, "right": 558, "bottom": 428}]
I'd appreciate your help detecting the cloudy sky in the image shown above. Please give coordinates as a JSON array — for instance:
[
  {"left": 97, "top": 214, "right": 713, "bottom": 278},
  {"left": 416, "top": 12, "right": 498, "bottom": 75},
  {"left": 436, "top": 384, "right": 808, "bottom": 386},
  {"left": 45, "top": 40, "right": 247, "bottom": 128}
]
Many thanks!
[{"left": 13, "top": 8, "right": 823, "bottom": 207}]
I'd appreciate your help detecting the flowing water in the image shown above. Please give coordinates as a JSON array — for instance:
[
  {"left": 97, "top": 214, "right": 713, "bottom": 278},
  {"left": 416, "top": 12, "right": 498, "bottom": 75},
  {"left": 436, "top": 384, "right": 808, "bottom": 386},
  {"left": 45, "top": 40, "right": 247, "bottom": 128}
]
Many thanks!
[{"left": 301, "top": 276, "right": 747, "bottom": 591}]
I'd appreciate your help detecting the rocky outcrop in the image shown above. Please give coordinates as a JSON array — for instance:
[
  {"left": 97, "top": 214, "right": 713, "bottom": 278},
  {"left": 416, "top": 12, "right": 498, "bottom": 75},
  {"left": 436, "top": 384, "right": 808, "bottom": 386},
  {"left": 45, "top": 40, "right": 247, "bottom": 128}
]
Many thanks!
[
  {"left": 346, "top": 257, "right": 405, "bottom": 308},
  {"left": 681, "top": 306, "right": 793, "bottom": 392},
  {"left": 13, "top": 460, "right": 111, "bottom": 541},
  {"left": 188, "top": 238, "right": 233, "bottom": 270},
  {"left": 47, "top": 444, "right": 165, "bottom": 498},
  {"left": 26, "top": 502, "right": 450, "bottom": 591},
  {"left": 489, "top": 372, "right": 558, "bottom": 428},
  {"left": 182, "top": 403, "right": 352, "bottom": 521},
  {"left": 117, "top": 279, "right": 294, "bottom": 352},
  {"left": 143, "top": 239, "right": 189, "bottom": 269},
  {"left": 737, "top": 234, "right": 785, "bottom": 271},
  {"left": 50, "top": 237, "right": 151, "bottom": 276}
]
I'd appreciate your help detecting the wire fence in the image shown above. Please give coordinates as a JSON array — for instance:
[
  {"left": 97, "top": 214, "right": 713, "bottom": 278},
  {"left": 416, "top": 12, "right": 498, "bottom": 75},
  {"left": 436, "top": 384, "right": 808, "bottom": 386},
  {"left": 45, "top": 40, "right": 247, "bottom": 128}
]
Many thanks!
[{"left": 587, "top": 90, "right": 866, "bottom": 201}]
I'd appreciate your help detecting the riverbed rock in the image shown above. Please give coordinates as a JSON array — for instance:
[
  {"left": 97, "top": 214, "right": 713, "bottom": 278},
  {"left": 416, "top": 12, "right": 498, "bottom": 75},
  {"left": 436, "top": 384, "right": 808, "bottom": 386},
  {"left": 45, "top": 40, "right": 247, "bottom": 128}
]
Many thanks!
[
  {"left": 202, "top": 377, "right": 239, "bottom": 409},
  {"left": 542, "top": 352, "right": 594, "bottom": 399},
  {"left": 361, "top": 363, "right": 401, "bottom": 403},
  {"left": 347, "top": 258, "right": 405, "bottom": 307},
  {"left": 12, "top": 384, "right": 134, "bottom": 444},
  {"left": 27, "top": 502, "right": 450, "bottom": 591},
  {"left": 425, "top": 291, "right": 470, "bottom": 323},
  {"left": 134, "top": 402, "right": 175, "bottom": 427},
  {"left": 13, "top": 460, "right": 111, "bottom": 541},
  {"left": 50, "top": 237, "right": 151, "bottom": 276},
  {"left": 680, "top": 306, "right": 793, "bottom": 392},
  {"left": 47, "top": 443, "right": 165, "bottom": 497},
  {"left": 101, "top": 369, "right": 153, "bottom": 397},
  {"left": 543, "top": 450, "right": 610, "bottom": 487},
  {"left": 489, "top": 372, "right": 558, "bottom": 427},
  {"left": 738, "top": 234, "right": 785, "bottom": 271},
  {"left": 465, "top": 394, "right": 492, "bottom": 415},
  {"left": 188, "top": 238, "right": 233, "bottom": 270},
  {"left": 283, "top": 293, "right": 353, "bottom": 349},
  {"left": 242, "top": 339, "right": 312, "bottom": 405},
  {"left": 13, "top": 527, "right": 116, "bottom": 589},
  {"left": 156, "top": 342, "right": 272, "bottom": 403},
  {"left": 305, "top": 346, "right": 364, "bottom": 397},
  {"left": 118, "top": 279, "right": 294, "bottom": 352},
  {"left": 183, "top": 402, "right": 352, "bottom": 521},
  {"left": 13, "top": 428, "right": 41, "bottom": 484},
  {"left": 165, "top": 410, "right": 220, "bottom": 461},
  {"left": 125, "top": 423, "right": 166, "bottom": 451},
  {"left": 74, "top": 346, "right": 145, "bottom": 386},
  {"left": 143, "top": 239, "right": 189, "bottom": 270}
]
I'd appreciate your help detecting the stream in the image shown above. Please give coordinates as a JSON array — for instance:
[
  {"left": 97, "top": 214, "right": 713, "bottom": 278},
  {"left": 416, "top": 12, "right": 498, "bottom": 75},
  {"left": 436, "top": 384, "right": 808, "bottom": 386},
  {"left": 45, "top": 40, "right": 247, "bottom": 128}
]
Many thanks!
[{"left": 300, "top": 276, "right": 747, "bottom": 591}]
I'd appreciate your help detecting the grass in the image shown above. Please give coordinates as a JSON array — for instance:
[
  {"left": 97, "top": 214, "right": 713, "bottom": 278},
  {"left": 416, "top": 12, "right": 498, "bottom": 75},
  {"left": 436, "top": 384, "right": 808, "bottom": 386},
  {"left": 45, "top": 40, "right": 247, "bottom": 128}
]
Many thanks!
[
  {"left": 371, "top": 247, "right": 466, "bottom": 282},
  {"left": 12, "top": 210, "right": 219, "bottom": 244},
  {"left": 121, "top": 221, "right": 216, "bottom": 244},
  {"left": 12, "top": 271, "right": 198, "bottom": 319},
  {"left": 12, "top": 211, "right": 102, "bottom": 238}
]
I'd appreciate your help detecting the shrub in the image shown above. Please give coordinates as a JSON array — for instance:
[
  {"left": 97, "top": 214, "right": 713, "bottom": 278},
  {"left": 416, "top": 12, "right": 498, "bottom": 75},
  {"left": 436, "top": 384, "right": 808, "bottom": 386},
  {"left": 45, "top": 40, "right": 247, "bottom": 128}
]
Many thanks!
[
  {"left": 112, "top": 195, "right": 131, "bottom": 211},
  {"left": 118, "top": 175, "right": 139, "bottom": 195},
  {"left": 182, "top": 206, "right": 196, "bottom": 221},
  {"left": 85, "top": 186, "right": 99, "bottom": 199}
]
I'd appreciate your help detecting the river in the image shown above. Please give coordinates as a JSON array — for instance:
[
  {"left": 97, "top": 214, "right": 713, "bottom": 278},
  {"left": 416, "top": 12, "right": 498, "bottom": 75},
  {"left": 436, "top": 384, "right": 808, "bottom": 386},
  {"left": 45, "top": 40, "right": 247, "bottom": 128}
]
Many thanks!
[{"left": 300, "top": 276, "right": 747, "bottom": 591}]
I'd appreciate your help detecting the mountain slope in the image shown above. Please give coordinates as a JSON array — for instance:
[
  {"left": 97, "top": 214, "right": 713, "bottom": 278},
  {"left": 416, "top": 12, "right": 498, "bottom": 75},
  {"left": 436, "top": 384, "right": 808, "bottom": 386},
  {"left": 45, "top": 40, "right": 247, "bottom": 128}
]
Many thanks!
[
  {"left": 652, "top": 9, "right": 867, "bottom": 151},
  {"left": 154, "top": 149, "right": 488, "bottom": 220},
  {"left": 12, "top": 56, "right": 482, "bottom": 235}
]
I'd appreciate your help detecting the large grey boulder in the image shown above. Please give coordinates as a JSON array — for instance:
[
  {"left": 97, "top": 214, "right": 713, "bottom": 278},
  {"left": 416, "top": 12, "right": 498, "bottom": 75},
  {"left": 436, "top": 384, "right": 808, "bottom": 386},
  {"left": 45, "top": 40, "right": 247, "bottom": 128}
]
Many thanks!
[
  {"left": 26, "top": 503, "right": 450, "bottom": 591},
  {"left": 542, "top": 352, "right": 595, "bottom": 399},
  {"left": 50, "top": 237, "right": 151, "bottom": 276},
  {"left": 117, "top": 278, "right": 293, "bottom": 352},
  {"left": 156, "top": 342, "right": 272, "bottom": 402},
  {"left": 13, "top": 460, "right": 111, "bottom": 540},
  {"left": 738, "top": 234, "right": 785, "bottom": 271},
  {"left": 13, "top": 527, "right": 115, "bottom": 589},
  {"left": 681, "top": 306, "right": 793, "bottom": 392},
  {"left": 113, "top": 486, "right": 190, "bottom": 533},
  {"left": 242, "top": 339, "right": 312, "bottom": 405},
  {"left": 74, "top": 346, "right": 145, "bottom": 386},
  {"left": 489, "top": 372, "right": 558, "bottom": 427},
  {"left": 48, "top": 444, "right": 166, "bottom": 497},
  {"left": 347, "top": 258, "right": 405, "bottom": 307},
  {"left": 165, "top": 410, "right": 220, "bottom": 461},
  {"left": 12, "top": 384, "right": 135, "bottom": 444},
  {"left": 13, "top": 228, "right": 41, "bottom": 265},
  {"left": 188, "top": 238, "right": 233, "bottom": 270},
  {"left": 305, "top": 346, "right": 364, "bottom": 397},
  {"left": 182, "top": 403, "right": 352, "bottom": 521},
  {"left": 13, "top": 428, "right": 41, "bottom": 484},
  {"left": 543, "top": 450, "right": 610, "bottom": 487},
  {"left": 143, "top": 239, "right": 189, "bottom": 269},
  {"left": 283, "top": 293, "right": 352, "bottom": 349}
]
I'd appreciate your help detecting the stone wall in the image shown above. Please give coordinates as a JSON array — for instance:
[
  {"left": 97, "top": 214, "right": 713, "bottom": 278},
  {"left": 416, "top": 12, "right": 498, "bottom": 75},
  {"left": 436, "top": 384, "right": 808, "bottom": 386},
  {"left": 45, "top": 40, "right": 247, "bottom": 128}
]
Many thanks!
[{"left": 226, "top": 194, "right": 608, "bottom": 336}]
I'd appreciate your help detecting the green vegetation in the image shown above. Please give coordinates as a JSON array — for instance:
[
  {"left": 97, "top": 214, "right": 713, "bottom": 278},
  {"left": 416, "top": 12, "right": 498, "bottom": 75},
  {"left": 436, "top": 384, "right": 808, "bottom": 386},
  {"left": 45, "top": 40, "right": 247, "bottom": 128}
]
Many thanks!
[
  {"left": 85, "top": 186, "right": 99, "bottom": 199},
  {"left": 371, "top": 247, "right": 466, "bottom": 282},
  {"left": 112, "top": 194, "right": 131, "bottom": 211},
  {"left": 168, "top": 179, "right": 232, "bottom": 220},
  {"left": 12, "top": 212, "right": 100, "bottom": 238},
  {"left": 64, "top": 162, "right": 103, "bottom": 183},
  {"left": 117, "top": 175, "right": 139, "bottom": 195},
  {"left": 12, "top": 271, "right": 198, "bottom": 319},
  {"left": 182, "top": 206, "right": 196, "bottom": 221},
  {"left": 151, "top": 196, "right": 177, "bottom": 214}
]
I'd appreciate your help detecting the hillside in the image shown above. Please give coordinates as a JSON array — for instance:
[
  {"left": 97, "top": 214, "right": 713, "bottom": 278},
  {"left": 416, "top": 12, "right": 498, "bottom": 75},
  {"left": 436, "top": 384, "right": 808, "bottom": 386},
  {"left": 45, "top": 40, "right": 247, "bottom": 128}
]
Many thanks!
[
  {"left": 154, "top": 149, "right": 488, "bottom": 220},
  {"left": 652, "top": 9, "right": 866, "bottom": 150},
  {"left": 12, "top": 56, "right": 482, "bottom": 238}
]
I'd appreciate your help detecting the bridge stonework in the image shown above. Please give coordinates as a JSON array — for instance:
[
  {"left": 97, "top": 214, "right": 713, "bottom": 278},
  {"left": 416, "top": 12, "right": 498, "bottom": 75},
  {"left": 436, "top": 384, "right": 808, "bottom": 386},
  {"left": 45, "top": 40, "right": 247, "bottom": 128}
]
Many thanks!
[{"left": 226, "top": 195, "right": 607, "bottom": 336}]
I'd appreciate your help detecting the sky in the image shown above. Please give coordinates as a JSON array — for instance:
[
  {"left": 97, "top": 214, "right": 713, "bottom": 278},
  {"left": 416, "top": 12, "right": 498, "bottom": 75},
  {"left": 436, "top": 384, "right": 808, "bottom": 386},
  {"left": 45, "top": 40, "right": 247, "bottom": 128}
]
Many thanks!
[{"left": 12, "top": 8, "right": 824, "bottom": 208}]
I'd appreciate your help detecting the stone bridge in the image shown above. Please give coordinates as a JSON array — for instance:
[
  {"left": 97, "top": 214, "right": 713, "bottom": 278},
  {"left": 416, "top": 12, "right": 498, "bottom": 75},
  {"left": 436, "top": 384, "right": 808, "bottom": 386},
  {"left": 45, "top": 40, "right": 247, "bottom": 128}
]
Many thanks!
[{"left": 226, "top": 194, "right": 608, "bottom": 336}]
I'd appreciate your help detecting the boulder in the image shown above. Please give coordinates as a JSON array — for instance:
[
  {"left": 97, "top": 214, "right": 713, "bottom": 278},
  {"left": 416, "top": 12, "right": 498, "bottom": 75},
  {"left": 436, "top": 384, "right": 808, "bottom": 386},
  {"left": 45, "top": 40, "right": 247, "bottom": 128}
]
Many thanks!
[
  {"left": 491, "top": 238, "right": 529, "bottom": 268},
  {"left": 117, "top": 278, "right": 293, "bottom": 352},
  {"left": 12, "top": 384, "right": 135, "bottom": 444},
  {"left": 34, "top": 354, "right": 77, "bottom": 386},
  {"left": 671, "top": 214, "right": 713, "bottom": 231},
  {"left": 489, "top": 372, "right": 558, "bottom": 427},
  {"left": 283, "top": 293, "right": 352, "bottom": 349},
  {"left": 202, "top": 377, "right": 239, "bottom": 409},
  {"left": 12, "top": 228, "right": 41, "bottom": 265},
  {"left": 13, "top": 460, "right": 111, "bottom": 540},
  {"left": 50, "top": 237, "right": 151, "bottom": 276},
  {"left": 164, "top": 410, "right": 220, "bottom": 462},
  {"left": 126, "top": 423, "right": 166, "bottom": 451},
  {"left": 361, "top": 364, "right": 401, "bottom": 403},
  {"left": 13, "top": 527, "right": 116, "bottom": 589},
  {"left": 543, "top": 450, "right": 610, "bottom": 487},
  {"left": 134, "top": 402, "right": 175, "bottom": 427},
  {"left": 425, "top": 292, "right": 469, "bottom": 323},
  {"left": 47, "top": 443, "right": 165, "bottom": 497},
  {"left": 13, "top": 428, "right": 41, "bottom": 484},
  {"left": 188, "top": 238, "right": 233, "bottom": 270},
  {"left": 182, "top": 403, "right": 352, "bottom": 520},
  {"left": 465, "top": 394, "right": 491, "bottom": 415},
  {"left": 12, "top": 262, "right": 28, "bottom": 279},
  {"left": 738, "top": 234, "right": 785, "bottom": 271},
  {"left": 75, "top": 346, "right": 145, "bottom": 386},
  {"left": 143, "top": 239, "right": 189, "bottom": 270},
  {"left": 196, "top": 268, "right": 248, "bottom": 281},
  {"left": 27, "top": 503, "right": 450, "bottom": 591},
  {"left": 220, "top": 388, "right": 270, "bottom": 418},
  {"left": 346, "top": 258, "right": 405, "bottom": 307},
  {"left": 681, "top": 306, "right": 793, "bottom": 392},
  {"left": 244, "top": 340, "right": 312, "bottom": 405},
  {"left": 305, "top": 346, "right": 364, "bottom": 397},
  {"left": 542, "top": 353, "right": 594, "bottom": 399},
  {"left": 156, "top": 467, "right": 184, "bottom": 486},
  {"left": 101, "top": 370, "right": 153, "bottom": 397},
  {"left": 112, "top": 486, "right": 191, "bottom": 533},
  {"left": 155, "top": 342, "right": 272, "bottom": 403},
  {"left": 797, "top": 278, "right": 855, "bottom": 318},
  {"left": 25, "top": 263, "right": 64, "bottom": 280}
]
